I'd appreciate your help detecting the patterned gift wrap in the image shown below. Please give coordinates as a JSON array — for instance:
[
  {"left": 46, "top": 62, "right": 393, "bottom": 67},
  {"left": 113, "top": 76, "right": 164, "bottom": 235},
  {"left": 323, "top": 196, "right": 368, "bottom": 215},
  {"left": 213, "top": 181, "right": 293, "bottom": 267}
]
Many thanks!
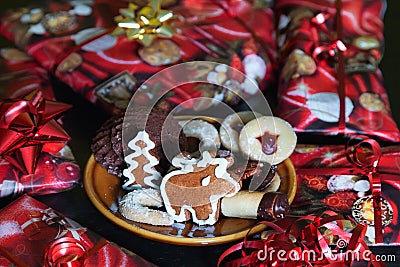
[
  {"left": 0, "top": 47, "right": 53, "bottom": 99},
  {"left": 290, "top": 143, "right": 400, "bottom": 245},
  {"left": 0, "top": 0, "right": 277, "bottom": 114},
  {"left": 274, "top": 0, "right": 400, "bottom": 142},
  {"left": 0, "top": 194, "right": 155, "bottom": 266}
]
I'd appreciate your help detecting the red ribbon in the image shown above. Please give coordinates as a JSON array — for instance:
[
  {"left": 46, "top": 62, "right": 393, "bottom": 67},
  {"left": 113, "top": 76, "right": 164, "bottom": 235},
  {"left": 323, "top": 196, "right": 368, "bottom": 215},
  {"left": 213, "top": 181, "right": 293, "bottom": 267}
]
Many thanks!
[
  {"left": 0, "top": 90, "right": 71, "bottom": 174},
  {"left": 44, "top": 237, "right": 87, "bottom": 267},
  {"left": 218, "top": 211, "right": 385, "bottom": 267},
  {"left": 334, "top": 0, "right": 346, "bottom": 131},
  {"left": 306, "top": 0, "right": 347, "bottom": 131}
]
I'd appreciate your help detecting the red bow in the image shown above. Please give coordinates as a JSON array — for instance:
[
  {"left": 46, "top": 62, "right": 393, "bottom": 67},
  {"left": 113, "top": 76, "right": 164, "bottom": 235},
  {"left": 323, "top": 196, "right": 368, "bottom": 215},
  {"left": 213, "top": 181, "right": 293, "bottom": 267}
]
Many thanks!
[{"left": 0, "top": 90, "right": 71, "bottom": 174}]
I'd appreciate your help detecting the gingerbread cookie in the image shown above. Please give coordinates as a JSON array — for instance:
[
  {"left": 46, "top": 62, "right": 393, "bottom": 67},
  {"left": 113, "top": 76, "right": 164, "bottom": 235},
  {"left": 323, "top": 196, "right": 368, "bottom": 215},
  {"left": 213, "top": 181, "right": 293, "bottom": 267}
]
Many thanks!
[
  {"left": 123, "top": 131, "right": 162, "bottom": 190},
  {"left": 160, "top": 151, "right": 240, "bottom": 225}
]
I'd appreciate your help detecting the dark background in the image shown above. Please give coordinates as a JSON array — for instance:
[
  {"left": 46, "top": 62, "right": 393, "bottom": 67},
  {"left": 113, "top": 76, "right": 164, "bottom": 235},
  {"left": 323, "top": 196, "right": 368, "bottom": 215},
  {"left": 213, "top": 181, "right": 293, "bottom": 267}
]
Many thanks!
[{"left": 0, "top": 1, "right": 400, "bottom": 266}]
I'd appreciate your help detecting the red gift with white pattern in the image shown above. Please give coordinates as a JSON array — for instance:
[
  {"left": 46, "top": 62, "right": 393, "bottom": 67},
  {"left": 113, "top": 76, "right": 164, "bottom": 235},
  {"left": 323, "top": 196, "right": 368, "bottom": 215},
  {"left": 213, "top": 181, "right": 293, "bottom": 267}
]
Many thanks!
[
  {"left": 290, "top": 143, "right": 400, "bottom": 245},
  {"left": 0, "top": 194, "right": 155, "bottom": 267},
  {"left": 0, "top": 0, "right": 277, "bottom": 114},
  {"left": 274, "top": 0, "right": 400, "bottom": 142}
]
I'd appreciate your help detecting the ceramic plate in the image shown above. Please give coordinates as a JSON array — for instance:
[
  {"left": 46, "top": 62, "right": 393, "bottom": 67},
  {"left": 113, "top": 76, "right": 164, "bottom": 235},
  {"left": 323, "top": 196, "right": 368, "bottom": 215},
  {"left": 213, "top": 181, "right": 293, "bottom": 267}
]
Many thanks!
[{"left": 84, "top": 155, "right": 297, "bottom": 246}]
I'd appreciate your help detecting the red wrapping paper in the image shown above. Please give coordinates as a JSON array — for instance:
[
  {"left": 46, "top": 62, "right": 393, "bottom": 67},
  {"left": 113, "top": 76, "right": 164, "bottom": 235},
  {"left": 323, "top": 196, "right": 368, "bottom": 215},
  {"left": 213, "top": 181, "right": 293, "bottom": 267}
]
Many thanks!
[
  {"left": 0, "top": 0, "right": 277, "bottom": 114},
  {"left": 0, "top": 194, "right": 155, "bottom": 267},
  {"left": 290, "top": 143, "right": 400, "bottom": 245},
  {"left": 274, "top": 0, "right": 400, "bottom": 142},
  {"left": 0, "top": 149, "right": 80, "bottom": 197},
  {"left": 0, "top": 47, "right": 53, "bottom": 99}
]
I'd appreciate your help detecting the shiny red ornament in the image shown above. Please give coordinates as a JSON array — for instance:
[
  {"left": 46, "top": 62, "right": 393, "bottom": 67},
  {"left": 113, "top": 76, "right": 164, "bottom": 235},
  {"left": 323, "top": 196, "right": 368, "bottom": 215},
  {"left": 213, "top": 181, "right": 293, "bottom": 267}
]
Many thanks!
[{"left": 0, "top": 90, "right": 71, "bottom": 174}]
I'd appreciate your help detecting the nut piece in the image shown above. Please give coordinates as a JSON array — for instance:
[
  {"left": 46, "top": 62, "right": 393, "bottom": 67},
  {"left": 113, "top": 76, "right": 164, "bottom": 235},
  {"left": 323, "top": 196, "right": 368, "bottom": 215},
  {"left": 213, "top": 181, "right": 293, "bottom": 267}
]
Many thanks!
[
  {"left": 281, "top": 49, "right": 316, "bottom": 81},
  {"left": 352, "top": 36, "right": 380, "bottom": 51},
  {"left": 138, "top": 39, "right": 181, "bottom": 66},
  {"left": 359, "top": 92, "right": 384, "bottom": 112}
]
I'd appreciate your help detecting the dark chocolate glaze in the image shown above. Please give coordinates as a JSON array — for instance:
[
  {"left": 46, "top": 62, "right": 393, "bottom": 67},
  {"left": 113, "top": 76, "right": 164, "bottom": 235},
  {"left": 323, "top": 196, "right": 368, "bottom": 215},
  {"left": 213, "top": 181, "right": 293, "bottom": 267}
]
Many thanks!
[
  {"left": 256, "top": 164, "right": 277, "bottom": 191},
  {"left": 257, "top": 131, "right": 279, "bottom": 155},
  {"left": 257, "top": 192, "right": 290, "bottom": 221}
]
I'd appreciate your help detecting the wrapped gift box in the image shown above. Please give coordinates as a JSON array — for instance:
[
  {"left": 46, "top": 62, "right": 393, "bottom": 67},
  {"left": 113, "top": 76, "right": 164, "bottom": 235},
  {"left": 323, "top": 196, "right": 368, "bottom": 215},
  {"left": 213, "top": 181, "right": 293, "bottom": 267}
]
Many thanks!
[
  {"left": 0, "top": 47, "right": 53, "bottom": 99},
  {"left": 290, "top": 142, "right": 400, "bottom": 245},
  {"left": 273, "top": 0, "right": 400, "bottom": 142},
  {"left": 0, "top": 194, "right": 155, "bottom": 266},
  {"left": 0, "top": 0, "right": 277, "bottom": 114}
]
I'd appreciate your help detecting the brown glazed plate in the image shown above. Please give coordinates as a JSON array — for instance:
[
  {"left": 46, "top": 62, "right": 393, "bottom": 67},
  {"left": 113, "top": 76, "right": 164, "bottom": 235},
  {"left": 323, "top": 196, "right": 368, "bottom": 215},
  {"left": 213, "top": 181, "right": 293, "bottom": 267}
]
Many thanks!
[{"left": 84, "top": 155, "right": 297, "bottom": 246}]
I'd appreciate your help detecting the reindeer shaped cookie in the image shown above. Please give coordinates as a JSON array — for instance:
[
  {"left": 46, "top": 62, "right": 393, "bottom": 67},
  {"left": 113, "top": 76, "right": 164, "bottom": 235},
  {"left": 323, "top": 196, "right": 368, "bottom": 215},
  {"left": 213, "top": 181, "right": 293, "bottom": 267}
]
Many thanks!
[{"left": 160, "top": 151, "right": 241, "bottom": 225}]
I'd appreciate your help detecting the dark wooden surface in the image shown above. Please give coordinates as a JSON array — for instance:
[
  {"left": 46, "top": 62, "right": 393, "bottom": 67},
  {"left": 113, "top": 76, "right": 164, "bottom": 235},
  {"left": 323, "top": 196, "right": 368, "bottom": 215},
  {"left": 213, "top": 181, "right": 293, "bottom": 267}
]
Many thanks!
[{"left": 1, "top": 1, "right": 400, "bottom": 266}]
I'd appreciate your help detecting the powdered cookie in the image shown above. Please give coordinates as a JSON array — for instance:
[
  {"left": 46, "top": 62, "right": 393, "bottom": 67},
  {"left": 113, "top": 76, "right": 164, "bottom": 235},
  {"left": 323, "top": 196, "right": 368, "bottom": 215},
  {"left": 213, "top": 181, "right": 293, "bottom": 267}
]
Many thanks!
[
  {"left": 182, "top": 119, "right": 220, "bottom": 155},
  {"left": 160, "top": 151, "right": 240, "bottom": 225},
  {"left": 239, "top": 116, "right": 297, "bottom": 164},
  {"left": 119, "top": 188, "right": 174, "bottom": 226},
  {"left": 219, "top": 111, "right": 260, "bottom": 153}
]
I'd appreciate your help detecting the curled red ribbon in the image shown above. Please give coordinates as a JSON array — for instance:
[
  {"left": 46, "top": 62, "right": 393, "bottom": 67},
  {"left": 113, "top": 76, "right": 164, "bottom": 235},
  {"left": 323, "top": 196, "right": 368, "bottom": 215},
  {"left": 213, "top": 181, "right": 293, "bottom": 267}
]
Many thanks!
[
  {"left": 218, "top": 211, "right": 385, "bottom": 267},
  {"left": 0, "top": 89, "right": 71, "bottom": 174},
  {"left": 44, "top": 237, "right": 87, "bottom": 267}
]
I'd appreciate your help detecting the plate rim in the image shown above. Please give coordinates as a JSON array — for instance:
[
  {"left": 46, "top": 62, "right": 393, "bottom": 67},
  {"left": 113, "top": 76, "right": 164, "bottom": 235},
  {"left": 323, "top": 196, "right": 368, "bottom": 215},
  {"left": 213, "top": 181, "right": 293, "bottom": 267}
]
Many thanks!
[{"left": 84, "top": 154, "right": 295, "bottom": 246}]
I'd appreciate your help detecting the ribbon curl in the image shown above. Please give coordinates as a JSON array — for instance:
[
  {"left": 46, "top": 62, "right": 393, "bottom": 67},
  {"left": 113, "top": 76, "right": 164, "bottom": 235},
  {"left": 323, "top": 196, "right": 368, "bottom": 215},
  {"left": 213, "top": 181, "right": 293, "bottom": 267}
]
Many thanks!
[
  {"left": 0, "top": 89, "right": 71, "bottom": 175},
  {"left": 218, "top": 211, "right": 385, "bottom": 267},
  {"left": 112, "top": 0, "right": 175, "bottom": 47}
]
